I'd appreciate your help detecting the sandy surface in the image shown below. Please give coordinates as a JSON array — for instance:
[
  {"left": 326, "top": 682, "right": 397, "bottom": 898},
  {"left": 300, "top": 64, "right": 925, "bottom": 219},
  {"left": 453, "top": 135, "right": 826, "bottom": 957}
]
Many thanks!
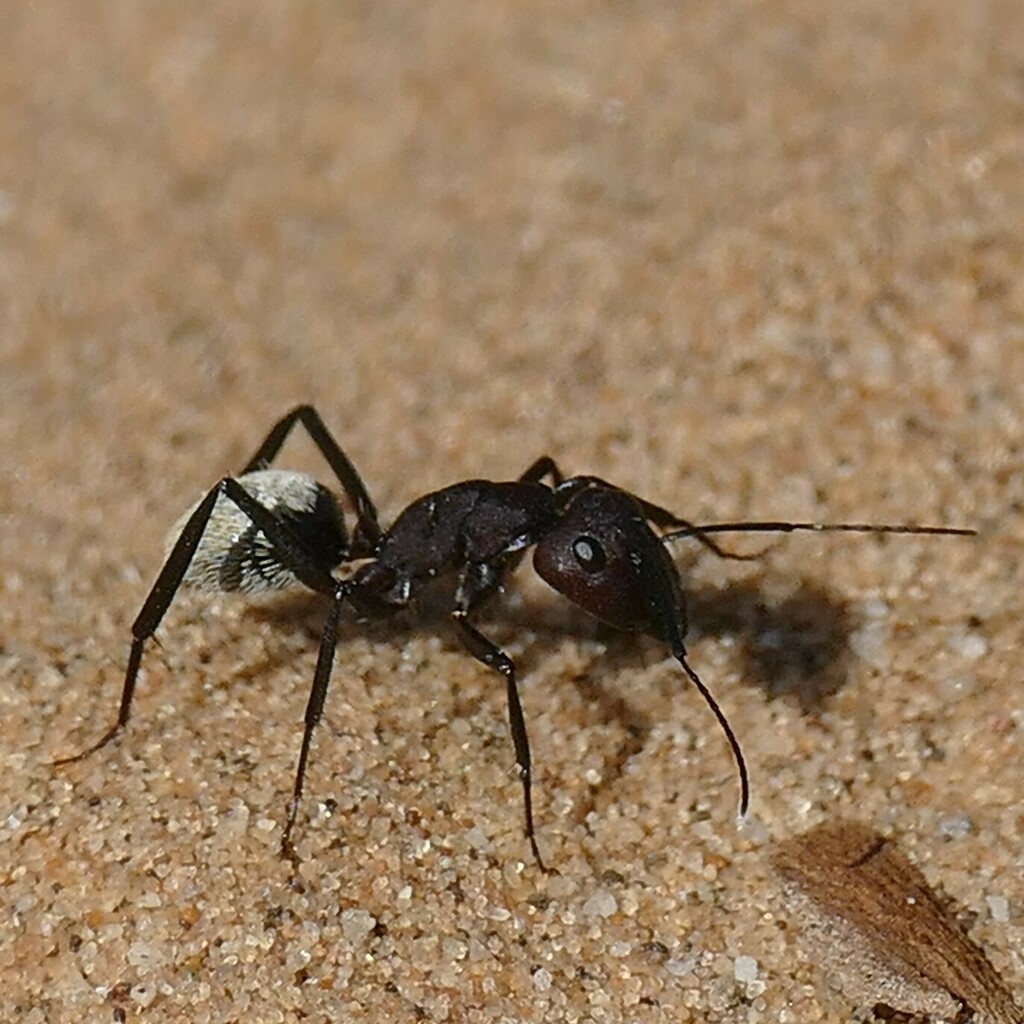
[{"left": 2, "top": 2, "right": 1023, "bottom": 1022}]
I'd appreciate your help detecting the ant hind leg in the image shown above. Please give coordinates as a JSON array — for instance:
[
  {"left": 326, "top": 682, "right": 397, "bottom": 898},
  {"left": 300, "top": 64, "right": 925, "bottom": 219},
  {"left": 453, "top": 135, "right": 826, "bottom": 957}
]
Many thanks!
[
  {"left": 52, "top": 479, "right": 344, "bottom": 841},
  {"left": 242, "top": 404, "right": 382, "bottom": 554}
]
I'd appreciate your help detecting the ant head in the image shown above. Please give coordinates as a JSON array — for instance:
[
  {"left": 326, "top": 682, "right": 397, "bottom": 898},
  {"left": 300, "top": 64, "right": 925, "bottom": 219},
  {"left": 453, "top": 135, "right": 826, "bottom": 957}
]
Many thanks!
[
  {"left": 533, "top": 485, "right": 686, "bottom": 641},
  {"left": 536, "top": 482, "right": 749, "bottom": 816}
]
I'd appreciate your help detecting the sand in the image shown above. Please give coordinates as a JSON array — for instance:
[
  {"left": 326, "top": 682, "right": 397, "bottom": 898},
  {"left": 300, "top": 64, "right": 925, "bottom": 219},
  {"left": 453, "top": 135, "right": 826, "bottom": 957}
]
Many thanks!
[{"left": 1, "top": 2, "right": 1022, "bottom": 1021}]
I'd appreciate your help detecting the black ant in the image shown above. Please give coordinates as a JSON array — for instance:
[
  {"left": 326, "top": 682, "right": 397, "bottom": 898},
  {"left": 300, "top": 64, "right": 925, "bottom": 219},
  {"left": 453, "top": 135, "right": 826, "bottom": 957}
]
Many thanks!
[{"left": 52, "top": 405, "right": 975, "bottom": 868}]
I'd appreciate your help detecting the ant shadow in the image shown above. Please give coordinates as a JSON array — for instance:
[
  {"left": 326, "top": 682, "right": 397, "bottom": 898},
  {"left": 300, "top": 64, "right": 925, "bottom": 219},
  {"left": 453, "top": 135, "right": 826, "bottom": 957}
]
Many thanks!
[
  {"left": 502, "top": 575, "right": 853, "bottom": 828},
  {"left": 687, "top": 577, "right": 854, "bottom": 712},
  {"left": 244, "top": 572, "right": 855, "bottom": 831},
  {"left": 247, "top": 575, "right": 853, "bottom": 713}
]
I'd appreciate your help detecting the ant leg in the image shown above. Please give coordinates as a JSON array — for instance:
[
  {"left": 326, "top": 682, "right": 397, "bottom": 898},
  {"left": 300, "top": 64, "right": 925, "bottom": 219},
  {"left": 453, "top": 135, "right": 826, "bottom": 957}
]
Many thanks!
[
  {"left": 214, "top": 480, "right": 357, "bottom": 859},
  {"left": 241, "top": 404, "right": 382, "bottom": 554},
  {"left": 520, "top": 456, "right": 565, "bottom": 487},
  {"left": 450, "top": 570, "right": 548, "bottom": 870},
  {"left": 52, "top": 478, "right": 338, "bottom": 765},
  {"left": 280, "top": 578, "right": 351, "bottom": 861},
  {"left": 52, "top": 483, "right": 232, "bottom": 766}
]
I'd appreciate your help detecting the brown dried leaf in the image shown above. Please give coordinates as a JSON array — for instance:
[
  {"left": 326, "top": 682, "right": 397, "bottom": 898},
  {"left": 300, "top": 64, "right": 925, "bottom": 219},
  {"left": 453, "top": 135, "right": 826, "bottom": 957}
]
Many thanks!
[{"left": 772, "top": 819, "right": 1022, "bottom": 1024}]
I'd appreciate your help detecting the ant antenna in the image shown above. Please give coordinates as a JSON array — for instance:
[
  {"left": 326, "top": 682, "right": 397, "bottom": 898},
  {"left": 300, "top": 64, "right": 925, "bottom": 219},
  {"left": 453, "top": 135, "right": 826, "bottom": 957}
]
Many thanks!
[
  {"left": 662, "top": 521, "right": 976, "bottom": 545},
  {"left": 661, "top": 518, "right": 974, "bottom": 820},
  {"left": 675, "top": 648, "right": 750, "bottom": 818}
]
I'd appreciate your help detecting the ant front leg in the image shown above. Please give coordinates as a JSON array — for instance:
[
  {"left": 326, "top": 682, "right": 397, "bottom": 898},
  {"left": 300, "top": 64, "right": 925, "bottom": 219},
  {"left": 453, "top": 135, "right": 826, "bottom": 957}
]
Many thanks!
[
  {"left": 242, "top": 404, "right": 382, "bottom": 555},
  {"left": 451, "top": 564, "right": 549, "bottom": 871}
]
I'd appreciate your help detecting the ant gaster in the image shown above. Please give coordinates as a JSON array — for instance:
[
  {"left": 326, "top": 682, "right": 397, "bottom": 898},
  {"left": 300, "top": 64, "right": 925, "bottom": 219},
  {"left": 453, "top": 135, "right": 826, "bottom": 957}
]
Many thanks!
[{"left": 53, "top": 405, "right": 975, "bottom": 868}]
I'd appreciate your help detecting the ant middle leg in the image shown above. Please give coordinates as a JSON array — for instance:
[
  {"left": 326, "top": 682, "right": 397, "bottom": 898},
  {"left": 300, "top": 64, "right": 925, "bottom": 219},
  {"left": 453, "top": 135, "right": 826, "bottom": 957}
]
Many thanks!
[{"left": 451, "top": 610, "right": 548, "bottom": 871}]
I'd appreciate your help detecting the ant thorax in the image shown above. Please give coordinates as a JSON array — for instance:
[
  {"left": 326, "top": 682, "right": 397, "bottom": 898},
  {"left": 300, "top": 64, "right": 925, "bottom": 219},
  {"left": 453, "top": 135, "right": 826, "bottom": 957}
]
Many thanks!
[{"left": 167, "top": 469, "right": 348, "bottom": 593}]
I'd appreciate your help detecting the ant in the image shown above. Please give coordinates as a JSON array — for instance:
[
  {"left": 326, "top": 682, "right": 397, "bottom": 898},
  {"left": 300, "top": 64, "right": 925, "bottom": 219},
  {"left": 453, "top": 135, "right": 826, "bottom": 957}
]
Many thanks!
[{"left": 53, "top": 405, "right": 975, "bottom": 869}]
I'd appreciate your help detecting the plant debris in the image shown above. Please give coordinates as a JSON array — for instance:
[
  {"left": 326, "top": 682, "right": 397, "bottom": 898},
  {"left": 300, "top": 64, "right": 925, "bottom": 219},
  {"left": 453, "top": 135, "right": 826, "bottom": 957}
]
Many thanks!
[{"left": 773, "top": 819, "right": 1022, "bottom": 1024}]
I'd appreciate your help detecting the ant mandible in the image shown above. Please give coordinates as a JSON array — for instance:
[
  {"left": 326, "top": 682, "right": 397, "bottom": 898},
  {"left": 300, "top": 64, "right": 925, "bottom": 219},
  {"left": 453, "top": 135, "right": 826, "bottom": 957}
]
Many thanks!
[{"left": 53, "top": 405, "right": 976, "bottom": 868}]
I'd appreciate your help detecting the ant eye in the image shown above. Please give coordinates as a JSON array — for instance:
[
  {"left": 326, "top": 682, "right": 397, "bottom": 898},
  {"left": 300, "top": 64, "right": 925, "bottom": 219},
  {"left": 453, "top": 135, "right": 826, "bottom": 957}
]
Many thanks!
[{"left": 572, "top": 536, "right": 607, "bottom": 573}]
